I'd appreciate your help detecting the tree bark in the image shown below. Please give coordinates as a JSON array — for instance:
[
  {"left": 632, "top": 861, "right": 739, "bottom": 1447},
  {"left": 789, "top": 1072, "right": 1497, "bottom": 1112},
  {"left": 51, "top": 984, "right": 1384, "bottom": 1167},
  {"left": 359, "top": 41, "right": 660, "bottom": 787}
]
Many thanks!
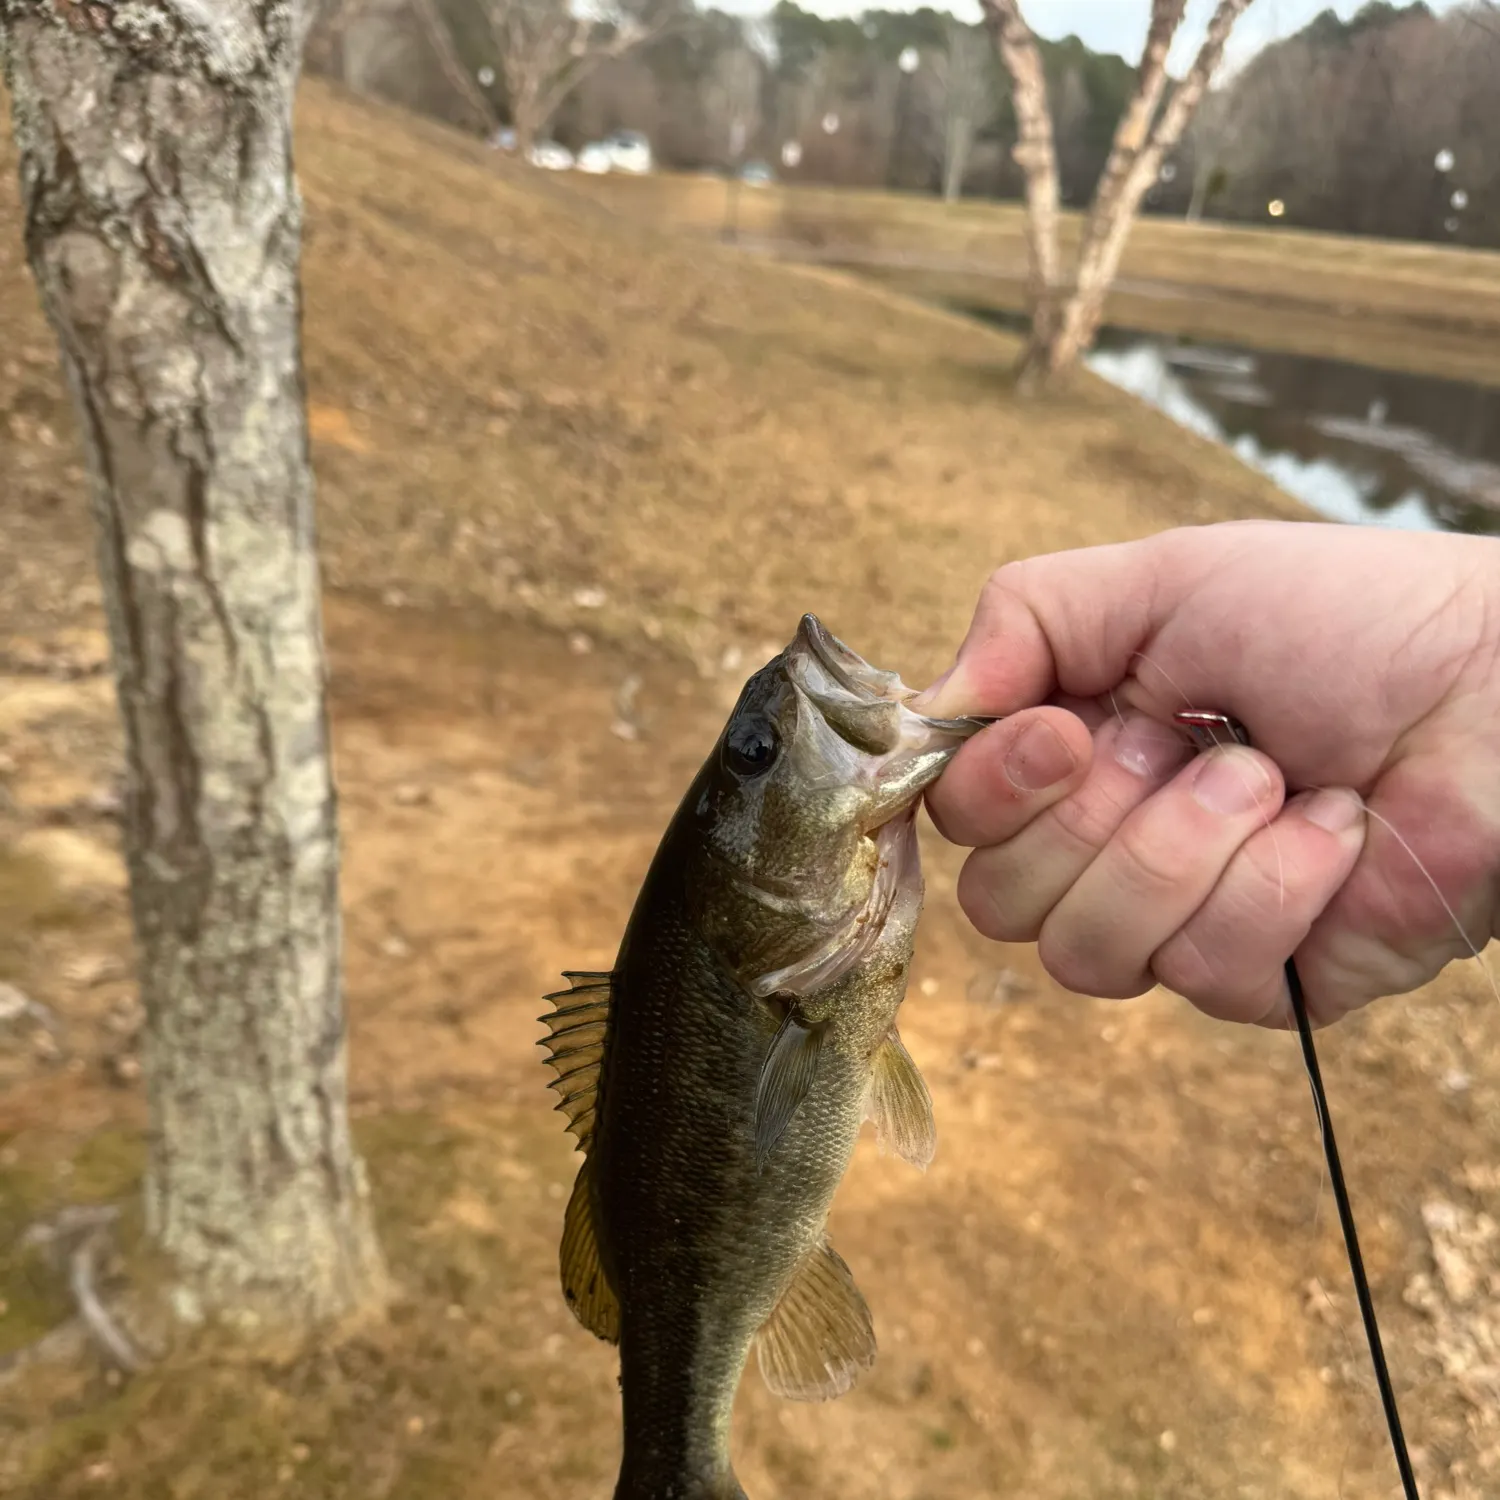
[
  {"left": 1046, "top": 0, "right": 1253, "bottom": 375},
  {"left": 984, "top": 0, "right": 1252, "bottom": 388},
  {"left": 0, "top": 0, "right": 389, "bottom": 1333},
  {"left": 980, "top": 0, "right": 1062, "bottom": 389}
]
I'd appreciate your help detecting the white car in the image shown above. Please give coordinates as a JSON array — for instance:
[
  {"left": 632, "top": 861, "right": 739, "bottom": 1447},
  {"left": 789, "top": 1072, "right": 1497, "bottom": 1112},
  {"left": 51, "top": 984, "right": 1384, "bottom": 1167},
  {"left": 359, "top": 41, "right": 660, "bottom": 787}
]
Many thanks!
[
  {"left": 576, "top": 142, "right": 614, "bottom": 175},
  {"left": 607, "top": 131, "right": 653, "bottom": 175},
  {"left": 528, "top": 140, "right": 574, "bottom": 171}
]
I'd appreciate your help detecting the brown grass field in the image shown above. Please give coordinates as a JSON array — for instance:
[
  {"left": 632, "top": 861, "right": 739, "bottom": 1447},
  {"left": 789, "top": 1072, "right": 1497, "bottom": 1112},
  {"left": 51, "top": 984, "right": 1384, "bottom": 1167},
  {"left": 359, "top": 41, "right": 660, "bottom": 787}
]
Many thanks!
[
  {"left": 2, "top": 81, "right": 1499, "bottom": 1500},
  {"left": 576, "top": 171, "right": 1500, "bottom": 385}
]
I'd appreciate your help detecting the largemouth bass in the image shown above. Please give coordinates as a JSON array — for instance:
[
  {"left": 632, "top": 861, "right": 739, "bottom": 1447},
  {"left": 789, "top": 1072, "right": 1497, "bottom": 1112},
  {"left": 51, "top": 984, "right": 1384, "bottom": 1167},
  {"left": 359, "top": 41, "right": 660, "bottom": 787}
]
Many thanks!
[{"left": 540, "top": 615, "right": 985, "bottom": 1500}]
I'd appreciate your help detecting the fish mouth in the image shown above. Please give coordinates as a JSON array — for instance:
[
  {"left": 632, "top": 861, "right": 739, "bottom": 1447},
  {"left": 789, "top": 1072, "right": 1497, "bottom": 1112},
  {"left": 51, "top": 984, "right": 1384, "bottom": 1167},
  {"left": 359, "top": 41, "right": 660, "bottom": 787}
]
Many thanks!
[{"left": 792, "top": 613, "right": 997, "bottom": 739}]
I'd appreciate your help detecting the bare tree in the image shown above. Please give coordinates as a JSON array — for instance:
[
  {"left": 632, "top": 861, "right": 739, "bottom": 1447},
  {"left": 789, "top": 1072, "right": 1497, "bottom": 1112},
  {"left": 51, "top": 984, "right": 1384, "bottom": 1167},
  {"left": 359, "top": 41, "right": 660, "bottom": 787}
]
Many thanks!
[
  {"left": 981, "top": 0, "right": 1256, "bottom": 388},
  {"left": 705, "top": 43, "right": 762, "bottom": 241},
  {"left": 939, "top": 19, "right": 990, "bottom": 203},
  {"left": 704, "top": 43, "right": 761, "bottom": 168},
  {"left": 422, "top": 0, "right": 687, "bottom": 155},
  {"left": 0, "top": 2, "right": 389, "bottom": 1333}
]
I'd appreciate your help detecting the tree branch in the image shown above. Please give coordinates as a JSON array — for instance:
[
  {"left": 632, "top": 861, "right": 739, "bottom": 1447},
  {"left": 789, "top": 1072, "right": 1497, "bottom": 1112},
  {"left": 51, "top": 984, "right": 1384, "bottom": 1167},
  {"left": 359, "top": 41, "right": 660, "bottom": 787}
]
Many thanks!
[{"left": 411, "top": 0, "right": 499, "bottom": 131}]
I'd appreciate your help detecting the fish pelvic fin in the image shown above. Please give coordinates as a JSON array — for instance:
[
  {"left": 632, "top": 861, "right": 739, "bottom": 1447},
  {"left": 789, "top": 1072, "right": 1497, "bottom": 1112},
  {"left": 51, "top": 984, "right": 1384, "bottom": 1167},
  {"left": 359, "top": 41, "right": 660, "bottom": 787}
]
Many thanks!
[
  {"left": 560, "top": 1158, "right": 620, "bottom": 1343},
  {"left": 754, "top": 1239, "right": 876, "bottom": 1402},
  {"left": 538, "top": 970, "right": 614, "bottom": 1154},
  {"left": 864, "top": 1028, "right": 936, "bottom": 1171},
  {"left": 752, "top": 1006, "right": 825, "bottom": 1170}
]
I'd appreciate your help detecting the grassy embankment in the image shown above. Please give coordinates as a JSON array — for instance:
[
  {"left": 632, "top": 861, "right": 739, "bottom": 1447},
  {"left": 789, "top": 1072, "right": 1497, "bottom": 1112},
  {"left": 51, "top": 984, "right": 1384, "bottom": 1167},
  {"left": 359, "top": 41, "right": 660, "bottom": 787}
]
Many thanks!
[{"left": 2, "top": 81, "right": 1497, "bottom": 1500}]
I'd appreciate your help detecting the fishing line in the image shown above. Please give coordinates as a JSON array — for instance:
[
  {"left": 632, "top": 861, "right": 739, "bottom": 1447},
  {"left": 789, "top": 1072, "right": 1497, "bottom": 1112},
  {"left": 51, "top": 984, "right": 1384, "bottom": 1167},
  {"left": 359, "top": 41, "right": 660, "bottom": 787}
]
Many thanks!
[{"left": 1175, "top": 711, "right": 1421, "bottom": 1500}]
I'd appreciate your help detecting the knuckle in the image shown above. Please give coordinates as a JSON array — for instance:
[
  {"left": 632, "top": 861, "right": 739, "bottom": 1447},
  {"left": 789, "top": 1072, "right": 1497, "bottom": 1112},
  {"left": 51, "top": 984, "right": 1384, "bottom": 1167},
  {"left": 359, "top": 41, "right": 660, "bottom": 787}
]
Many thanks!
[
  {"left": 1037, "top": 922, "right": 1150, "bottom": 1000},
  {"left": 1152, "top": 930, "right": 1228, "bottom": 1005},
  {"left": 1048, "top": 790, "right": 1128, "bottom": 855},
  {"left": 959, "top": 860, "right": 1042, "bottom": 943},
  {"left": 1110, "top": 815, "right": 1195, "bottom": 899}
]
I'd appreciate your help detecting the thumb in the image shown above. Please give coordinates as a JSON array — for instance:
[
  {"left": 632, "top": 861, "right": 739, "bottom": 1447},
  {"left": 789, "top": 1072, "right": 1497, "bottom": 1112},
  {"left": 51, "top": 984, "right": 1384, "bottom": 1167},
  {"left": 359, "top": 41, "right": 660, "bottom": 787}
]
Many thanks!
[{"left": 912, "top": 533, "right": 1200, "bottom": 718}]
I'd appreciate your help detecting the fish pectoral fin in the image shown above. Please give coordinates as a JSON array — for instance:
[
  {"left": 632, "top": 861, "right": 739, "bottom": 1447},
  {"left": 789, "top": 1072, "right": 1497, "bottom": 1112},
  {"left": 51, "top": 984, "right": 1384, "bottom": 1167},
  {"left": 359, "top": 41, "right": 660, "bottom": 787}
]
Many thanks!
[
  {"left": 864, "top": 1028, "right": 936, "bottom": 1171},
  {"left": 559, "top": 1159, "right": 620, "bottom": 1344},
  {"left": 754, "top": 1240, "right": 876, "bottom": 1402},
  {"left": 753, "top": 1007, "right": 825, "bottom": 1169}
]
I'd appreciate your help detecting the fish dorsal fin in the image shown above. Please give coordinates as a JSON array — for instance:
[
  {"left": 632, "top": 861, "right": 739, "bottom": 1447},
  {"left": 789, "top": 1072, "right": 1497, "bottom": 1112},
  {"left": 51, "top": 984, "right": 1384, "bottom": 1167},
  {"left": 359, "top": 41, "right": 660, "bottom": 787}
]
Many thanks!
[
  {"left": 753, "top": 1007, "right": 825, "bottom": 1169},
  {"left": 754, "top": 1240, "right": 876, "bottom": 1401},
  {"left": 559, "top": 1159, "right": 620, "bottom": 1344},
  {"left": 538, "top": 970, "right": 614, "bottom": 1154},
  {"left": 864, "top": 1029, "right": 936, "bottom": 1171}
]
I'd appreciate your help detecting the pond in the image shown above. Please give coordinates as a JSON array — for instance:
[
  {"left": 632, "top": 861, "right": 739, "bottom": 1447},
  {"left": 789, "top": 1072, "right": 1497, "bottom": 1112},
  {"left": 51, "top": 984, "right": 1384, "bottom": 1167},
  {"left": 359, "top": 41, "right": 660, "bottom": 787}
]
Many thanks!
[{"left": 1083, "top": 331, "right": 1500, "bottom": 537}]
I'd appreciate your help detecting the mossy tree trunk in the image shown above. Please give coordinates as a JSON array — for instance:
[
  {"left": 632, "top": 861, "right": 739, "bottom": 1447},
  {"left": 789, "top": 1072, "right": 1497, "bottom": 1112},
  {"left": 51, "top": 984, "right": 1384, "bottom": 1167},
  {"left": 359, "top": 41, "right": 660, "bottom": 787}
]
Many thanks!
[{"left": 0, "top": 0, "right": 389, "bottom": 1334}]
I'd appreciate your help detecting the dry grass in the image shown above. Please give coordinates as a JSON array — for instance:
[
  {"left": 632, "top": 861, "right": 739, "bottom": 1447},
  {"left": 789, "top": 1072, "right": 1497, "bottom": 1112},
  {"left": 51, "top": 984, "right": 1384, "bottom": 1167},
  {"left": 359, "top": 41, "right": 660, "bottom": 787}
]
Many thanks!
[
  {"left": 576, "top": 172, "right": 1500, "bottom": 385},
  {"left": 2, "top": 80, "right": 1498, "bottom": 1500}
]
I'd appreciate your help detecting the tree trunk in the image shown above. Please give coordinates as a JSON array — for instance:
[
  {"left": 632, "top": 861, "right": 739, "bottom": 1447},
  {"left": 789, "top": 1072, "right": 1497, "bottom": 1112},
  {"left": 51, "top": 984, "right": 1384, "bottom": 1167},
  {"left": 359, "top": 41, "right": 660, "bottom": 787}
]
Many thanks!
[
  {"left": 943, "top": 114, "right": 973, "bottom": 203},
  {"left": 0, "top": 1, "right": 389, "bottom": 1334},
  {"left": 984, "top": 0, "right": 1252, "bottom": 388},
  {"left": 980, "top": 0, "right": 1063, "bottom": 389},
  {"left": 1044, "top": 0, "right": 1253, "bottom": 376}
]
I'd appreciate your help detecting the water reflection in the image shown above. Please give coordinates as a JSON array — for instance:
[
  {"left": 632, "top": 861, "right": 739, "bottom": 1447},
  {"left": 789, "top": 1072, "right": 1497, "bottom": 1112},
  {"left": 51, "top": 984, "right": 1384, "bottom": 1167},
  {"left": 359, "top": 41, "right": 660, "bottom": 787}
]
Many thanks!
[{"left": 1084, "top": 333, "right": 1500, "bottom": 537}]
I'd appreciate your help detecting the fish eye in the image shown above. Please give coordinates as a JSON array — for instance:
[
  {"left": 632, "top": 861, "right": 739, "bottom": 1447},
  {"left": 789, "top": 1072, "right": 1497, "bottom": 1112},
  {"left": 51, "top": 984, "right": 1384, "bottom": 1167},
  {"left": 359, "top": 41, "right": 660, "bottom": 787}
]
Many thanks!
[{"left": 723, "top": 718, "right": 780, "bottom": 777}]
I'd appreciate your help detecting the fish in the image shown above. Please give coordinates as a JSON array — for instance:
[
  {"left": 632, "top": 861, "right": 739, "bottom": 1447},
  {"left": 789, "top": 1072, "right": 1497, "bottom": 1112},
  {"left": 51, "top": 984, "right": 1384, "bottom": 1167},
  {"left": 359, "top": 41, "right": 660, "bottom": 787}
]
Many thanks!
[{"left": 539, "top": 613, "right": 987, "bottom": 1500}]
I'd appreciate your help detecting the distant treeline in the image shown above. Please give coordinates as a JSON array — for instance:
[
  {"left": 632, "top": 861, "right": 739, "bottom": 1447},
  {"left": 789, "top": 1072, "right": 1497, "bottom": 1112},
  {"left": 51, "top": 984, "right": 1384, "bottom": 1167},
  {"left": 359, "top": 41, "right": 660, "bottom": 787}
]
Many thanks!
[{"left": 313, "top": 0, "right": 1500, "bottom": 248}]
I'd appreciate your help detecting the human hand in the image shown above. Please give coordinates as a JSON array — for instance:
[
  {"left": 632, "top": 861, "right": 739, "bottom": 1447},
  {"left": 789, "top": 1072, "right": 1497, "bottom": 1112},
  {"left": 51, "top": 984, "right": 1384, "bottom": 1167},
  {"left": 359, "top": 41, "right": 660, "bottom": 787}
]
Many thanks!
[{"left": 918, "top": 521, "right": 1500, "bottom": 1026}]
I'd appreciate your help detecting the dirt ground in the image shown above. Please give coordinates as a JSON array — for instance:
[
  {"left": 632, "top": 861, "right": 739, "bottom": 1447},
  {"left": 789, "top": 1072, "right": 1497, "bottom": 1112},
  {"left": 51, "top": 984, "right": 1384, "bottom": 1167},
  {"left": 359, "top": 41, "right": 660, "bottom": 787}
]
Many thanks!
[{"left": 2, "top": 81, "right": 1499, "bottom": 1500}]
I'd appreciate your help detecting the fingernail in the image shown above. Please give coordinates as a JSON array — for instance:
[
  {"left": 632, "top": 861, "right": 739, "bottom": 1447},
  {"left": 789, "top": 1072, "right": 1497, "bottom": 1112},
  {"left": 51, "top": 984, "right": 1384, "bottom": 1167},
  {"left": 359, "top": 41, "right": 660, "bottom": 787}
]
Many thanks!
[
  {"left": 1192, "top": 747, "right": 1274, "bottom": 816},
  {"left": 1299, "top": 787, "right": 1364, "bottom": 835},
  {"left": 1003, "top": 719, "right": 1076, "bottom": 793},
  {"left": 1112, "top": 716, "right": 1188, "bottom": 780}
]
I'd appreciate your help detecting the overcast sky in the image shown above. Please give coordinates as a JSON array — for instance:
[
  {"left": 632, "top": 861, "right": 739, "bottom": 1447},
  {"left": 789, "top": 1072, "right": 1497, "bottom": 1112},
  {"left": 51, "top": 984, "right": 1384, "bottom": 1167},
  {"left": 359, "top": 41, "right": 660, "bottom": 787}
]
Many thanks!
[{"left": 722, "top": 0, "right": 1466, "bottom": 74}]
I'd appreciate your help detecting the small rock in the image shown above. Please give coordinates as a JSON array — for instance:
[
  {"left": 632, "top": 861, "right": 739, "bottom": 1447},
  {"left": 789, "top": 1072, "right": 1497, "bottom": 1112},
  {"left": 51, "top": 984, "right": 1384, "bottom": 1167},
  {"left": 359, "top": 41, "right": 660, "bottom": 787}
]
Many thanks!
[
  {"left": 504, "top": 1390, "right": 523, "bottom": 1409},
  {"left": 966, "top": 968, "right": 1034, "bottom": 1007},
  {"left": 406, "top": 1415, "right": 425, "bottom": 1436},
  {"left": 1100, "top": 1025, "right": 1120, "bottom": 1044},
  {"left": 719, "top": 645, "right": 744, "bottom": 674},
  {"left": 105, "top": 1053, "right": 142, "bottom": 1086},
  {"left": 382, "top": 587, "right": 408, "bottom": 609},
  {"left": 445, "top": 1303, "right": 465, "bottom": 1322},
  {"left": 391, "top": 783, "right": 430, "bottom": 807},
  {"left": 0, "top": 751, "right": 16, "bottom": 776},
  {"left": 1190, "top": 1306, "right": 1215, "bottom": 1327},
  {"left": 85, "top": 784, "right": 123, "bottom": 817},
  {"left": 1158, "top": 1430, "right": 1178, "bottom": 1454},
  {"left": 641, "top": 617, "right": 664, "bottom": 642},
  {"left": 62, "top": 954, "right": 125, "bottom": 988},
  {"left": 31, "top": 1029, "right": 62, "bottom": 1063},
  {"left": 105, "top": 998, "right": 143, "bottom": 1036},
  {"left": 918, "top": 977, "right": 940, "bottom": 998},
  {"left": 379, "top": 933, "right": 413, "bottom": 960},
  {"left": 290, "top": 1443, "right": 310, "bottom": 1464},
  {"left": 567, "top": 632, "right": 593, "bottom": 656},
  {"left": 609, "top": 720, "right": 640, "bottom": 743},
  {"left": 964, "top": 1337, "right": 984, "bottom": 1356},
  {"left": 572, "top": 586, "right": 607, "bottom": 610},
  {"left": 1440, "top": 1069, "right": 1472, "bottom": 1094},
  {"left": 0, "top": 983, "right": 31, "bottom": 1025}
]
